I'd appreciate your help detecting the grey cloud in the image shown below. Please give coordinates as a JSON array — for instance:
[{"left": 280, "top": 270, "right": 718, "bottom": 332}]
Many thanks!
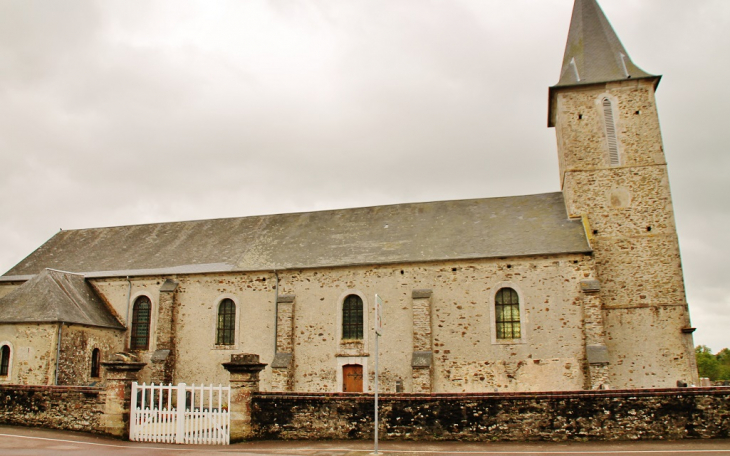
[{"left": 0, "top": 0, "right": 728, "bottom": 351}]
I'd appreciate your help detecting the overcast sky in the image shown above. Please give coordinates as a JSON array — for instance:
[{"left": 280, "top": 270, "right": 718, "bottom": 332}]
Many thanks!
[{"left": 1, "top": 0, "right": 728, "bottom": 351}]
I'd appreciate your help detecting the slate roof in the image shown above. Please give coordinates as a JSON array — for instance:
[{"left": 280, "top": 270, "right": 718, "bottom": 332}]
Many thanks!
[
  {"left": 549, "top": 0, "right": 659, "bottom": 126},
  {"left": 0, "top": 269, "right": 124, "bottom": 328},
  {"left": 2, "top": 192, "right": 590, "bottom": 280}
]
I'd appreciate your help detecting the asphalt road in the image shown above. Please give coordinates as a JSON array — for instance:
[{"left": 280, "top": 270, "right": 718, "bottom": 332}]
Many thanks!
[{"left": 1, "top": 425, "right": 729, "bottom": 456}]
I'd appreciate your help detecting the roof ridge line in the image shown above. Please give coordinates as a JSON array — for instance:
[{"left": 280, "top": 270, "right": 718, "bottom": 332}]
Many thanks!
[{"left": 46, "top": 267, "right": 85, "bottom": 277}]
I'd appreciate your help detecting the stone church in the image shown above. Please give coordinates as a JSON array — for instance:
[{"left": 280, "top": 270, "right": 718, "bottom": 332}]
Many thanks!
[{"left": 0, "top": 0, "right": 698, "bottom": 393}]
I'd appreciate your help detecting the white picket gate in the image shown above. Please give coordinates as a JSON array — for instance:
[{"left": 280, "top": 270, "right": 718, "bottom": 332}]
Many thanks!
[{"left": 130, "top": 382, "right": 230, "bottom": 445}]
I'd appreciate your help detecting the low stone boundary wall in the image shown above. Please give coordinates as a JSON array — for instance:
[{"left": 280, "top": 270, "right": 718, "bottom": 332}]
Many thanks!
[
  {"left": 252, "top": 388, "right": 730, "bottom": 441},
  {"left": 0, "top": 384, "right": 106, "bottom": 434}
]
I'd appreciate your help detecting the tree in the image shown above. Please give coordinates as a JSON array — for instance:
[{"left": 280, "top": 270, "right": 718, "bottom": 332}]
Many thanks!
[
  {"left": 717, "top": 348, "right": 730, "bottom": 381},
  {"left": 696, "top": 345, "right": 720, "bottom": 380}
]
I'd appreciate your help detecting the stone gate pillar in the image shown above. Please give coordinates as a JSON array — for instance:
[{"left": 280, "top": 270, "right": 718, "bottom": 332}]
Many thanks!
[
  {"left": 101, "top": 353, "right": 146, "bottom": 438},
  {"left": 223, "top": 353, "right": 267, "bottom": 442}
]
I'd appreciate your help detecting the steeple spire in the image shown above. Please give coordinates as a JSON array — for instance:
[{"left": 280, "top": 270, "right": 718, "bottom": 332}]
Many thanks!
[
  {"left": 549, "top": 0, "right": 659, "bottom": 126},
  {"left": 555, "top": 0, "right": 655, "bottom": 87}
]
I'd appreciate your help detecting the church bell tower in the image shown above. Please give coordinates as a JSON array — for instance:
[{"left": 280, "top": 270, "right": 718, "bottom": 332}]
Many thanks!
[{"left": 549, "top": 0, "right": 698, "bottom": 388}]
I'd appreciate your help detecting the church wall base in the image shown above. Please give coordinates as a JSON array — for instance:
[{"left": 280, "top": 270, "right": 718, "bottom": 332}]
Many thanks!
[{"left": 252, "top": 388, "right": 730, "bottom": 441}]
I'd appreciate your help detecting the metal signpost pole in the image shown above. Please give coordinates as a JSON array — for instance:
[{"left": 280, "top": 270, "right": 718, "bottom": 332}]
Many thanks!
[
  {"left": 374, "top": 324, "right": 379, "bottom": 455},
  {"left": 373, "top": 294, "right": 384, "bottom": 455}
]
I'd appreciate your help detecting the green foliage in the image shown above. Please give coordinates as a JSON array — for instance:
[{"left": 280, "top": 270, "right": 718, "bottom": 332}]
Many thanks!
[
  {"left": 717, "top": 348, "right": 730, "bottom": 365},
  {"left": 695, "top": 346, "right": 730, "bottom": 381}
]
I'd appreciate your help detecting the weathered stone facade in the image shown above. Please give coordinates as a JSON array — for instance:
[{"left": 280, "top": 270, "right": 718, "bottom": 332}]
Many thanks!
[
  {"left": 71, "top": 253, "right": 607, "bottom": 393},
  {"left": 1, "top": 382, "right": 728, "bottom": 442},
  {"left": 251, "top": 388, "right": 730, "bottom": 441},
  {"left": 0, "top": 0, "right": 698, "bottom": 399},
  {"left": 0, "top": 384, "right": 106, "bottom": 433},
  {"left": 57, "top": 325, "right": 125, "bottom": 386},
  {"left": 0, "top": 324, "right": 57, "bottom": 385},
  {"left": 552, "top": 78, "right": 697, "bottom": 388}
]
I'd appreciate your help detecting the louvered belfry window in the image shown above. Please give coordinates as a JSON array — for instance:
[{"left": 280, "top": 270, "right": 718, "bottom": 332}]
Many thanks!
[
  {"left": 131, "top": 296, "right": 151, "bottom": 350},
  {"left": 603, "top": 98, "right": 620, "bottom": 166},
  {"left": 342, "top": 294, "right": 364, "bottom": 340},
  {"left": 495, "top": 288, "right": 521, "bottom": 340},
  {"left": 216, "top": 298, "right": 236, "bottom": 345}
]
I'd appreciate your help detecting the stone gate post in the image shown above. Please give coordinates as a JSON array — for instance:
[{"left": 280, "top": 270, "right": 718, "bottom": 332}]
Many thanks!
[
  {"left": 223, "top": 353, "right": 267, "bottom": 442},
  {"left": 101, "top": 353, "right": 146, "bottom": 439}
]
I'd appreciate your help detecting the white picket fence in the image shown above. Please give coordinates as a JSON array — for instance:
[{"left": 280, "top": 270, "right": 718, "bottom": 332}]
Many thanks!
[{"left": 130, "top": 382, "right": 230, "bottom": 445}]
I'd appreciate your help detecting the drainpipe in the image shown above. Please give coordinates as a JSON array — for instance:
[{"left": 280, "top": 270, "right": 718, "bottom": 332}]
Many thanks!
[
  {"left": 54, "top": 322, "right": 63, "bottom": 385},
  {"left": 273, "top": 271, "right": 279, "bottom": 354}
]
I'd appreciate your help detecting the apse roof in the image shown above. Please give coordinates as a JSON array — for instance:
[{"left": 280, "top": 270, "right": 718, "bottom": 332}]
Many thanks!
[{"left": 0, "top": 269, "right": 124, "bottom": 328}]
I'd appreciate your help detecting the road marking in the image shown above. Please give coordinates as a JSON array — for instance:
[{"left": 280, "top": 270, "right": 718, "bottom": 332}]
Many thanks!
[
  {"left": 295, "top": 450, "right": 730, "bottom": 455},
  {"left": 0, "top": 433, "right": 202, "bottom": 451},
  {"left": 1, "top": 433, "right": 730, "bottom": 454}
]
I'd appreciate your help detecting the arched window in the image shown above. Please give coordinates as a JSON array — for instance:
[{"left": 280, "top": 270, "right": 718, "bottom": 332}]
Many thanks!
[
  {"left": 342, "top": 294, "right": 363, "bottom": 340},
  {"left": 602, "top": 97, "right": 620, "bottom": 166},
  {"left": 130, "top": 296, "right": 151, "bottom": 350},
  {"left": 495, "top": 288, "right": 521, "bottom": 340},
  {"left": 90, "top": 348, "right": 101, "bottom": 378},
  {"left": 0, "top": 345, "right": 10, "bottom": 376},
  {"left": 216, "top": 298, "right": 236, "bottom": 345}
]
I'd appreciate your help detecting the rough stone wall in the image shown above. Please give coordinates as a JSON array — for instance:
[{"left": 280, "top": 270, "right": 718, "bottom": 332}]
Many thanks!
[
  {"left": 0, "top": 323, "right": 57, "bottom": 385},
  {"left": 57, "top": 325, "right": 125, "bottom": 386},
  {"left": 86, "top": 252, "right": 599, "bottom": 394},
  {"left": 412, "top": 295, "right": 432, "bottom": 352},
  {"left": 411, "top": 368, "right": 430, "bottom": 393},
  {"left": 89, "top": 253, "right": 599, "bottom": 393},
  {"left": 604, "top": 306, "right": 695, "bottom": 388},
  {"left": 277, "top": 300, "right": 294, "bottom": 354},
  {"left": 94, "top": 273, "right": 278, "bottom": 388},
  {"left": 90, "top": 277, "right": 158, "bottom": 384},
  {"left": 283, "top": 256, "right": 595, "bottom": 393},
  {"left": 554, "top": 79, "right": 697, "bottom": 389},
  {"left": 0, "top": 384, "right": 106, "bottom": 433},
  {"left": 252, "top": 388, "right": 730, "bottom": 441},
  {"left": 271, "top": 368, "right": 292, "bottom": 392},
  {"left": 156, "top": 287, "right": 175, "bottom": 350},
  {"left": 272, "top": 296, "right": 295, "bottom": 392},
  {"left": 411, "top": 292, "right": 433, "bottom": 392}
]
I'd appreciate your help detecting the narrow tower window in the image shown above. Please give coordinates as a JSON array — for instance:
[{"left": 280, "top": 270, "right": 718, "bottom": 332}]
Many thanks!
[{"left": 602, "top": 98, "right": 620, "bottom": 166}]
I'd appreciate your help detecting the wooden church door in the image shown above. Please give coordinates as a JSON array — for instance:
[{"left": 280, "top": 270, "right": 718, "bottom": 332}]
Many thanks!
[{"left": 343, "top": 364, "right": 363, "bottom": 392}]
